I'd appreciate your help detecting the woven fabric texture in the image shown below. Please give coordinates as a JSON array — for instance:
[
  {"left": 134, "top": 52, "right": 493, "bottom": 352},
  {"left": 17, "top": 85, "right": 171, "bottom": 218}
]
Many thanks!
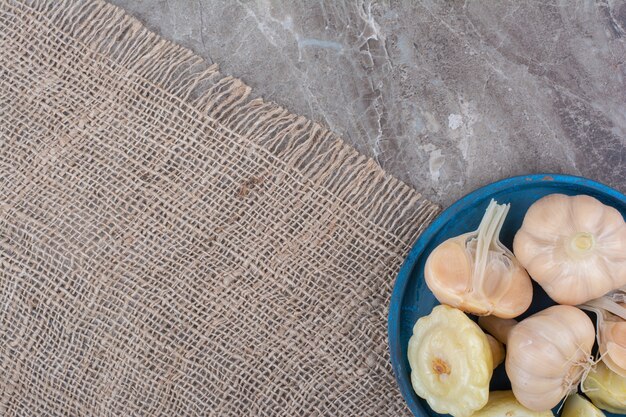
[{"left": 0, "top": 0, "right": 438, "bottom": 415}]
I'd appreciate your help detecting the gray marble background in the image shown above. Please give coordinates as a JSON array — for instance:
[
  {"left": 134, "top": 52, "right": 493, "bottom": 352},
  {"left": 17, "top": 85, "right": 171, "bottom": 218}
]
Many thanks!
[{"left": 109, "top": 0, "right": 626, "bottom": 207}]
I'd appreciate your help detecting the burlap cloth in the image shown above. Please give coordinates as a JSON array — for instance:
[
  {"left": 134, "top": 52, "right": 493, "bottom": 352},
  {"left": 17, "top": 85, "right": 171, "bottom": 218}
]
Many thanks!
[{"left": 0, "top": 0, "right": 438, "bottom": 415}]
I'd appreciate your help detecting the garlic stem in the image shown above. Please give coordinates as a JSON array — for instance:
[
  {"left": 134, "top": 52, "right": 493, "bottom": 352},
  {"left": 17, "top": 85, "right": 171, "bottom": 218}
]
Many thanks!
[
  {"left": 582, "top": 297, "right": 626, "bottom": 321},
  {"left": 472, "top": 200, "right": 510, "bottom": 297},
  {"left": 472, "top": 200, "right": 497, "bottom": 291},
  {"left": 478, "top": 315, "right": 516, "bottom": 345},
  {"left": 605, "top": 287, "right": 626, "bottom": 304},
  {"left": 493, "top": 203, "right": 511, "bottom": 247}
]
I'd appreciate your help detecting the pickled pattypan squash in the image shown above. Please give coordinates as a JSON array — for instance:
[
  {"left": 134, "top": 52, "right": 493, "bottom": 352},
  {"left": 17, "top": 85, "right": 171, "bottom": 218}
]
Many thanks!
[
  {"left": 407, "top": 305, "right": 493, "bottom": 417},
  {"left": 582, "top": 361, "right": 626, "bottom": 414},
  {"left": 470, "top": 391, "right": 553, "bottom": 417}
]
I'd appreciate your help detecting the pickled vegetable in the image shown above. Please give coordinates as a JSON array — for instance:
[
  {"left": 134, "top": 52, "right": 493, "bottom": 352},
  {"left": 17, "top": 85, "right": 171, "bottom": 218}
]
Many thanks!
[
  {"left": 470, "top": 391, "right": 553, "bottom": 417},
  {"left": 408, "top": 305, "right": 493, "bottom": 417},
  {"left": 582, "top": 361, "right": 626, "bottom": 414}
]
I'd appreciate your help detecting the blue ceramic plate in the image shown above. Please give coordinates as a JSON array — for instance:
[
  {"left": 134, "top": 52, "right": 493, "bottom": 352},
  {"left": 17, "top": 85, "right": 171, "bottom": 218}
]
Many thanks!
[{"left": 388, "top": 174, "right": 626, "bottom": 417}]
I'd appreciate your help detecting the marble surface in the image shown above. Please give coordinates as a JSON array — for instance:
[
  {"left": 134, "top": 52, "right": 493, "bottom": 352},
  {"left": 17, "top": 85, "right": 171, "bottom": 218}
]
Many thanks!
[{"left": 109, "top": 0, "right": 626, "bottom": 207}]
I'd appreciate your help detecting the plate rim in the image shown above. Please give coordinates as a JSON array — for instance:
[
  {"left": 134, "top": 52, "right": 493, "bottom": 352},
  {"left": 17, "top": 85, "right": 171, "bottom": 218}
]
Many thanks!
[{"left": 388, "top": 173, "right": 626, "bottom": 416}]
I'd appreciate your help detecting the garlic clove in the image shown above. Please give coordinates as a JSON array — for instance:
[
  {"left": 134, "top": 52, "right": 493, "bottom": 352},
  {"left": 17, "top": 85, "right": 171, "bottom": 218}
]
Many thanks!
[
  {"left": 503, "top": 366, "right": 563, "bottom": 393},
  {"left": 582, "top": 361, "right": 626, "bottom": 414},
  {"left": 580, "top": 297, "right": 626, "bottom": 377},
  {"left": 514, "top": 387, "right": 567, "bottom": 413},
  {"left": 486, "top": 334, "right": 505, "bottom": 368},
  {"left": 517, "top": 194, "right": 575, "bottom": 236},
  {"left": 469, "top": 390, "right": 553, "bottom": 417},
  {"left": 523, "top": 249, "right": 615, "bottom": 307},
  {"left": 597, "top": 225, "right": 626, "bottom": 258},
  {"left": 478, "top": 316, "right": 515, "bottom": 344},
  {"left": 569, "top": 195, "right": 624, "bottom": 239},
  {"left": 513, "top": 229, "right": 552, "bottom": 265},
  {"left": 483, "top": 259, "right": 533, "bottom": 319},
  {"left": 601, "top": 321, "right": 626, "bottom": 377},
  {"left": 562, "top": 393, "right": 605, "bottom": 417},
  {"left": 569, "top": 195, "right": 615, "bottom": 234},
  {"left": 407, "top": 305, "right": 493, "bottom": 417},
  {"left": 507, "top": 345, "right": 572, "bottom": 380},
  {"left": 604, "top": 341, "right": 626, "bottom": 376},
  {"left": 424, "top": 239, "right": 472, "bottom": 298}
]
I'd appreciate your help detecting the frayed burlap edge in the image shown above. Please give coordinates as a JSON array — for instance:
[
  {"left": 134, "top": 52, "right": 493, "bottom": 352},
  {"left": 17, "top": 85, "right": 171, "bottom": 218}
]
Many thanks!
[{"left": 8, "top": 0, "right": 439, "bottom": 248}]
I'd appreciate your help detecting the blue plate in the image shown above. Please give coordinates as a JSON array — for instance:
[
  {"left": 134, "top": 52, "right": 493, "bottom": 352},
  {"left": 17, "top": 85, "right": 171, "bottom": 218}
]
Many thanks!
[{"left": 388, "top": 174, "right": 626, "bottom": 417}]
